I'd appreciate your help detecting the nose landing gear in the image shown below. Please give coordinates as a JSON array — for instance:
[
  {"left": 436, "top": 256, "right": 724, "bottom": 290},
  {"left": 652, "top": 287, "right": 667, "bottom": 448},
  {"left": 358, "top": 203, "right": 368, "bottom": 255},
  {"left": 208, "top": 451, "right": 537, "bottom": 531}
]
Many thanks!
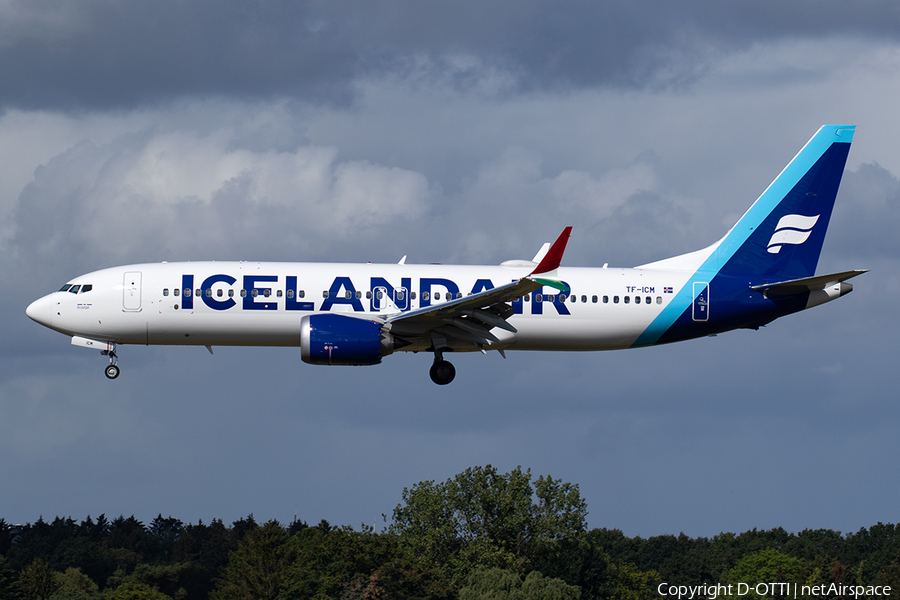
[{"left": 101, "top": 346, "right": 120, "bottom": 379}]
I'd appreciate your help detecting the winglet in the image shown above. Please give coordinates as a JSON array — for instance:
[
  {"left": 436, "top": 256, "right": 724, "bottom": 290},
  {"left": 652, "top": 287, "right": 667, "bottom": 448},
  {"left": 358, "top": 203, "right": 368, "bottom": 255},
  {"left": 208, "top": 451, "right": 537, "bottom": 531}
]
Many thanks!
[
  {"left": 530, "top": 227, "right": 572, "bottom": 275},
  {"left": 528, "top": 227, "right": 572, "bottom": 293}
]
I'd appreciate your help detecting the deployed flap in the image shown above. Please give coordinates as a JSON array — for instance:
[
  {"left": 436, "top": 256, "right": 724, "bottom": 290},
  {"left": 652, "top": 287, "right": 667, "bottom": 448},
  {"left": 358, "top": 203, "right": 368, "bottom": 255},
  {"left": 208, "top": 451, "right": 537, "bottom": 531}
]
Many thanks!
[{"left": 752, "top": 269, "right": 867, "bottom": 296}]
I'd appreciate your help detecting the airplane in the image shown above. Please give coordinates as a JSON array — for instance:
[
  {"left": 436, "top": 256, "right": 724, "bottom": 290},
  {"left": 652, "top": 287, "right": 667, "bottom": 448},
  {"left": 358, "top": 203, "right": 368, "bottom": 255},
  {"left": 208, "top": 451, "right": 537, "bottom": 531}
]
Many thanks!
[{"left": 26, "top": 124, "right": 865, "bottom": 385}]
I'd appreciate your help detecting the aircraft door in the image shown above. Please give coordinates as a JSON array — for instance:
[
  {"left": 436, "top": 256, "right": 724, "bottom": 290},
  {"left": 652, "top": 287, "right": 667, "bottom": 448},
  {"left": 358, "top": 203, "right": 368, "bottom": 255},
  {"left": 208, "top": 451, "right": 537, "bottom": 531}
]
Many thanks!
[
  {"left": 372, "top": 286, "right": 388, "bottom": 311},
  {"left": 123, "top": 271, "right": 142, "bottom": 311},
  {"left": 372, "top": 286, "right": 407, "bottom": 312},
  {"left": 395, "top": 286, "right": 409, "bottom": 310},
  {"left": 692, "top": 282, "right": 709, "bottom": 322}
]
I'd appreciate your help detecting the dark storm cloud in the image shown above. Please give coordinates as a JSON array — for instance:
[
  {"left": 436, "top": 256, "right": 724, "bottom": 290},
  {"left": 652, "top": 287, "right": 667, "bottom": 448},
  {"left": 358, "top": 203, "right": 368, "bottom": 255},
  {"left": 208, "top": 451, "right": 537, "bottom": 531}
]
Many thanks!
[
  {"left": 4, "top": 0, "right": 900, "bottom": 111},
  {"left": 829, "top": 162, "right": 900, "bottom": 262},
  {"left": 0, "top": 1, "right": 357, "bottom": 110}
]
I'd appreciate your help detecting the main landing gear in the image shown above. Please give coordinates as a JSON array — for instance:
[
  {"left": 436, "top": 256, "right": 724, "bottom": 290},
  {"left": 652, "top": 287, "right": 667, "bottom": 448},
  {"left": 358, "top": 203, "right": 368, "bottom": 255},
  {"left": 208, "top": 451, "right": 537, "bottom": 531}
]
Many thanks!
[
  {"left": 429, "top": 349, "right": 456, "bottom": 385},
  {"left": 102, "top": 346, "right": 120, "bottom": 379}
]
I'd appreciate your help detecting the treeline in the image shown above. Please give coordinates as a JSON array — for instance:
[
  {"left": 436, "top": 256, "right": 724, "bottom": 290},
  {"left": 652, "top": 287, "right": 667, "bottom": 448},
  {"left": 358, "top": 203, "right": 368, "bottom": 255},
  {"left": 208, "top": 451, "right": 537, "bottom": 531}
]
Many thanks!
[{"left": 0, "top": 466, "right": 898, "bottom": 600}]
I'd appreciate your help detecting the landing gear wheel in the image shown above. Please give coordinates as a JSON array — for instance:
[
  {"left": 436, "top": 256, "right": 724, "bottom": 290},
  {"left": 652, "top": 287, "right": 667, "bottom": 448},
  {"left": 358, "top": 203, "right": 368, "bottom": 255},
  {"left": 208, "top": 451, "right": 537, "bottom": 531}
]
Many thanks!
[
  {"left": 429, "top": 360, "right": 456, "bottom": 385},
  {"left": 105, "top": 364, "right": 120, "bottom": 380}
]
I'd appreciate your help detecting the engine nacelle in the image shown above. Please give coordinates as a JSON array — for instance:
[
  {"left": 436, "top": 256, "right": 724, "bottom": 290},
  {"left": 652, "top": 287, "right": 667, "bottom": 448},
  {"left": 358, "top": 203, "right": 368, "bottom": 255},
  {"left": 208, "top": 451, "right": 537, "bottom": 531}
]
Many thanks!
[{"left": 300, "top": 314, "right": 394, "bottom": 366}]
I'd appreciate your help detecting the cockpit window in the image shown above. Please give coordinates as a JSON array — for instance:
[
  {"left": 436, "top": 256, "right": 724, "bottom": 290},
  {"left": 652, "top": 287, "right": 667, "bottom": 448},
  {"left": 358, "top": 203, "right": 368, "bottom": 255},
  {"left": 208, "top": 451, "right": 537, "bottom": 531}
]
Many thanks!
[
  {"left": 59, "top": 284, "right": 72, "bottom": 292},
  {"left": 68, "top": 285, "right": 81, "bottom": 294},
  {"left": 80, "top": 284, "right": 92, "bottom": 293}
]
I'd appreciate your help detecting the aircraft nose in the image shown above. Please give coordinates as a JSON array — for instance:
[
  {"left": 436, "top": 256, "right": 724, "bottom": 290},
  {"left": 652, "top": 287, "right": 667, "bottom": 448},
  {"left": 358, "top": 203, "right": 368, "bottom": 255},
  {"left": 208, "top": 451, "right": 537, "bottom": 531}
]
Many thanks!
[{"left": 26, "top": 294, "right": 54, "bottom": 327}]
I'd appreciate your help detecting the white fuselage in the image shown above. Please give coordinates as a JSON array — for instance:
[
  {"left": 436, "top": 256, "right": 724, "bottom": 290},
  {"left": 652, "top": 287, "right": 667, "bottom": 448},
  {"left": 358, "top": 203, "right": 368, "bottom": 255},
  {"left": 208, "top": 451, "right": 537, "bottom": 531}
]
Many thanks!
[{"left": 29, "top": 261, "right": 690, "bottom": 352}]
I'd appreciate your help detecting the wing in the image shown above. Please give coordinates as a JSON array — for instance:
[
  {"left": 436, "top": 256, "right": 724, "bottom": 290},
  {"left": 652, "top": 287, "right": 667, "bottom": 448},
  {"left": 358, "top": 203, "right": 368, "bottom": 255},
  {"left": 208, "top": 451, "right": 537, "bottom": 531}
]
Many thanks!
[{"left": 384, "top": 227, "right": 572, "bottom": 349}]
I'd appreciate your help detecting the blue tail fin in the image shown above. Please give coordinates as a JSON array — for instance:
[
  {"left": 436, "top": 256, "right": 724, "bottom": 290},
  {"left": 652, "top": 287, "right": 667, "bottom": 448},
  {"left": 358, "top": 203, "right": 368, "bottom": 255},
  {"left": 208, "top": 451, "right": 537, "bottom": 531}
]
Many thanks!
[{"left": 716, "top": 125, "right": 854, "bottom": 279}]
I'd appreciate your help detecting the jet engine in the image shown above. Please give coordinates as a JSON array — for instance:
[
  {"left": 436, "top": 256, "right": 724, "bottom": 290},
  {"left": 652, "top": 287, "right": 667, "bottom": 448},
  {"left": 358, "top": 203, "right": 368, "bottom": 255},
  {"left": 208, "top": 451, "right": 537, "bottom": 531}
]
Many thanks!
[{"left": 300, "top": 314, "right": 395, "bottom": 366}]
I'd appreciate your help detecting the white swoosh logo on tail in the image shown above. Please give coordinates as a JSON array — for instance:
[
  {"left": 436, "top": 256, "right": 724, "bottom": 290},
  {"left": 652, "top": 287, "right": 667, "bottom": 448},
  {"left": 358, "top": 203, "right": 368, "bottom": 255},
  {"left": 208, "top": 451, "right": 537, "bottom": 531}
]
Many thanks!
[{"left": 767, "top": 214, "right": 819, "bottom": 254}]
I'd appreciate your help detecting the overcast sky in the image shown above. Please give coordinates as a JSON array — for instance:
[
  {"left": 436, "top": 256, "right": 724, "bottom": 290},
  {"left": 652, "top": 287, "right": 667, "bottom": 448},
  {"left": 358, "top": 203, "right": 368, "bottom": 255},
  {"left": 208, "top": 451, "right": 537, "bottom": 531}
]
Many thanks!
[{"left": 3, "top": 0, "right": 900, "bottom": 539}]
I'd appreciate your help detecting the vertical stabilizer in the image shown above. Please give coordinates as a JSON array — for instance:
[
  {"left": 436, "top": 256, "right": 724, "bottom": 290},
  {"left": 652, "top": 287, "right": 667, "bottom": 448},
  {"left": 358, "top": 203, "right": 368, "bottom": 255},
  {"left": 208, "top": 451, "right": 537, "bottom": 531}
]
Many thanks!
[{"left": 716, "top": 125, "right": 854, "bottom": 278}]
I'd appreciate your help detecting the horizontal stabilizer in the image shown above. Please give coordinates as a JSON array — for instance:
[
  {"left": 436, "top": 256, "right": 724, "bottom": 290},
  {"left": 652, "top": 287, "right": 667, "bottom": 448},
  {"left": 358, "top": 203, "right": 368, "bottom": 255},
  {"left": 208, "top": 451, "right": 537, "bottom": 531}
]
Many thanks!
[{"left": 752, "top": 269, "right": 867, "bottom": 296}]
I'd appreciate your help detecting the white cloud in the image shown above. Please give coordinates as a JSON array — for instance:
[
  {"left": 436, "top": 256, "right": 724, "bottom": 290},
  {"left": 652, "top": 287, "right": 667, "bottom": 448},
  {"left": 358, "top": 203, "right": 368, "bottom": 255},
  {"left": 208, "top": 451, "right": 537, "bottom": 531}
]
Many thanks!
[{"left": 8, "top": 125, "right": 431, "bottom": 273}]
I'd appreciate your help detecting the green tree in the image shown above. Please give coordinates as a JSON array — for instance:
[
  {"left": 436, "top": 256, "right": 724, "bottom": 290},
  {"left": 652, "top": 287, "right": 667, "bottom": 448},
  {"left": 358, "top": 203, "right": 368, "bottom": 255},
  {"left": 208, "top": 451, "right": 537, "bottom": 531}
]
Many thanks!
[
  {"left": 389, "top": 465, "right": 587, "bottom": 587},
  {"left": 104, "top": 565, "right": 188, "bottom": 600},
  {"left": 722, "top": 548, "right": 810, "bottom": 600},
  {"left": 171, "top": 519, "right": 237, "bottom": 599},
  {"left": 18, "top": 559, "right": 57, "bottom": 600},
  {"left": 48, "top": 567, "right": 100, "bottom": 600},
  {"left": 459, "top": 567, "right": 581, "bottom": 600},
  {"left": 279, "top": 525, "right": 380, "bottom": 600},
  {"left": 102, "top": 583, "right": 171, "bottom": 600},
  {"left": 606, "top": 562, "right": 660, "bottom": 600},
  {"left": 873, "top": 561, "right": 900, "bottom": 600},
  {"left": 0, "top": 554, "right": 20, "bottom": 600},
  {"left": 211, "top": 521, "right": 293, "bottom": 600}
]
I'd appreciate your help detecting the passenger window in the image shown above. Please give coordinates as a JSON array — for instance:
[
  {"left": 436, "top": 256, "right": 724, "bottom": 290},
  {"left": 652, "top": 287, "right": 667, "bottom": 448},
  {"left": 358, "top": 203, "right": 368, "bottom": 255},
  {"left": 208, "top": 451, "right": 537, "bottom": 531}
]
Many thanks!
[
  {"left": 163, "top": 288, "right": 169, "bottom": 297},
  {"left": 229, "top": 289, "right": 234, "bottom": 297},
  {"left": 456, "top": 292, "right": 462, "bottom": 299},
  {"left": 59, "top": 284, "right": 72, "bottom": 292},
  {"left": 613, "top": 296, "right": 619, "bottom": 304},
  {"left": 287, "top": 289, "right": 294, "bottom": 299},
  {"left": 195, "top": 289, "right": 200, "bottom": 297},
  {"left": 535, "top": 294, "right": 543, "bottom": 302},
  {"left": 277, "top": 290, "right": 282, "bottom": 298},
  {"left": 397, "top": 291, "right": 405, "bottom": 301},
  {"left": 299, "top": 290, "right": 305, "bottom": 298},
  {"left": 603, "top": 295, "right": 609, "bottom": 303},
  {"left": 624, "top": 296, "right": 630, "bottom": 304},
  {"left": 524, "top": 295, "right": 529, "bottom": 301},
  {"left": 80, "top": 284, "right": 92, "bottom": 293},
  {"left": 592, "top": 295, "right": 598, "bottom": 303},
  {"left": 356, "top": 291, "right": 362, "bottom": 299},
  {"left": 252, "top": 289, "right": 258, "bottom": 297},
  {"left": 582, "top": 295, "right": 587, "bottom": 303},
  {"left": 376, "top": 291, "right": 383, "bottom": 300},
  {"left": 323, "top": 291, "right": 329, "bottom": 298},
  {"left": 656, "top": 296, "right": 662, "bottom": 304},
  {"left": 184, "top": 288, "right": 191, "bottom": 297},
  {"left": 366, "top": 291, "right": 372, "bottom": 299},
  {"left": 434, "top": 292, "right": 441, "bottom": 300},
  {"left": 411, "top": 292, "right": 416, "bottom": 299},
  {"left": 423, "top": 292, "right": 430, "bottom": 301},
  {"left": 240, "top": 289, "right": 247, "bottom": 298},
  {"left": 264, "top": 289, "right": 271, "bottom": 298},
  {"left": 174, "top": 288, "right": 180, "bottom": 297},
  {"left": 205, "top": 289, "right": 212, "bottom": 297},
  {"left": 635, "top": 296, "right": 641, "bottom": 304},
  {"left": 217, "top": 289, "right": 223, "bottom": 297},
  {"left": 69, "top": 285, "right": 80, "bottom": 294},
  {"left": 646, "top": 296, "right": 652, "bottom": 304},
  {"left": 344, "top": 291, "right": 350, "bottom": 299}
]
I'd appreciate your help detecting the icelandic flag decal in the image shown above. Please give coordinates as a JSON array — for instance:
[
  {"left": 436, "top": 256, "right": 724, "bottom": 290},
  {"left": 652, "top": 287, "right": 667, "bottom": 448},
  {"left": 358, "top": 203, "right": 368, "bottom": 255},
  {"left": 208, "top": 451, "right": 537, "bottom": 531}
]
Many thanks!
[
  {"left": 663, "top": 287, "right": 673, "bottom": 294},
  {"left": 766, "top": 214, "right": 820, "bottom": 254}
]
